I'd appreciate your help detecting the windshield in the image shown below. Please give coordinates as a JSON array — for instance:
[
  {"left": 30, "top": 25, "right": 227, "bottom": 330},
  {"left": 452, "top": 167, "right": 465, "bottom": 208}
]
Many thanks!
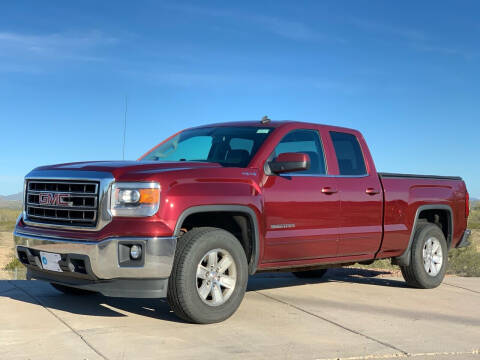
[{"left": 141, "top": 126, "right": 274, "bottom": 167}]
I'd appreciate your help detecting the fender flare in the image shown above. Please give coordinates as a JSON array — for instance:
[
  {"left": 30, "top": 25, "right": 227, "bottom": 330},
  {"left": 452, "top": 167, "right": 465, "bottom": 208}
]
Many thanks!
[
  {"left": 393, "top": 204, "right": 453, "bottom": 266},
  {"left": 174, "top": 205, "right": 261, "bottom": 275}
]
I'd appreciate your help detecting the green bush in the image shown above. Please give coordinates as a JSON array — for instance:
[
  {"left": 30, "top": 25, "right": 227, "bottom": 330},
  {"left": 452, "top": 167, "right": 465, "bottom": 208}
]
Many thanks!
[{"left": 3, "top": 257, "right": 22, "bottom": 271}]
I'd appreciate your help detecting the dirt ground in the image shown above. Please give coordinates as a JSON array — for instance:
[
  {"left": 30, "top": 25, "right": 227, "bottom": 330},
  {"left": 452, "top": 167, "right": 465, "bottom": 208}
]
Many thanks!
[
  {"left": 0, "top": 231, "right": 14, "bottom": 266},
  {"left": 0, "top": 231, "right": 15, "bottom": 279}
]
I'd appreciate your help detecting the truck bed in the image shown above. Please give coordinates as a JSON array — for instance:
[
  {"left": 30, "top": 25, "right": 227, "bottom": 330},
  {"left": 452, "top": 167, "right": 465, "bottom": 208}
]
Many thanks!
[{"left": 377, "top": 173, "right": 468, "bottom": 259}]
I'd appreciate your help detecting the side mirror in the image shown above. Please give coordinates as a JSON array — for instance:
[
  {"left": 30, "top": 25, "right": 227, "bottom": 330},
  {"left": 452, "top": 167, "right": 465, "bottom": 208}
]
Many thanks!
[{"left": 269, "top": 152, "right": 310, "bottom": 174}]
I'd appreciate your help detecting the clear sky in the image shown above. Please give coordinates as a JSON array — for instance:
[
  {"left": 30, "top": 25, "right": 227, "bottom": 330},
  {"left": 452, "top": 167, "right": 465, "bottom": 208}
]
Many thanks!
[{"left": 0, "top": 1, "right": 479, "bottom": 197}]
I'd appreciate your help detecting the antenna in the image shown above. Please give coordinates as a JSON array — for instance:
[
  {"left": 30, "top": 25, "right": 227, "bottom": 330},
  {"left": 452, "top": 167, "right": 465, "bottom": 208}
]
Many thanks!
[{"left": 122, "top": 95, "right": 127, "bottom": 160}]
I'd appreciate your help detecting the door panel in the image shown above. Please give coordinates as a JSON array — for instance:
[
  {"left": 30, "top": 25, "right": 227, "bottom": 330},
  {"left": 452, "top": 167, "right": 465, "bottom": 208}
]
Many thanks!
[
  {"left": 336, "top": 176, "right": 383, "bottom": 256},
  {"left": 263, "top": 176, "right": 340, "bottom": 261}
]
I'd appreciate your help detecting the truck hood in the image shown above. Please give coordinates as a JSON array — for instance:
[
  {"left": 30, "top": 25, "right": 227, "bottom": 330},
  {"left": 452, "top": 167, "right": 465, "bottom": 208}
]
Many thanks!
[{"left": 34, "top": 160, "right": 222, "bottom": 178}]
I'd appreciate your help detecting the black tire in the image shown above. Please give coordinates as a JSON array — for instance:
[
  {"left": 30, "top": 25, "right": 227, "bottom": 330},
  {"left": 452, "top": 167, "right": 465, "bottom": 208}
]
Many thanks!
[
  {"left": 167, "top": 227, "right": 248, "bottom": 324},
  {"left": 400, "top": 222, "right": 448, "bottom": 289},
  {"left": 50, "top": 283, "right": 96, "bottom": 295},
  {"left": 292, "top": 268, "right": 328, "bottom": 279}
]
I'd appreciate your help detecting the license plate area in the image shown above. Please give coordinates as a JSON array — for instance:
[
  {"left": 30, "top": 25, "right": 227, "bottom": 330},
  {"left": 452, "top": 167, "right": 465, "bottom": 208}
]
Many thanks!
[{"left": 39, "top": 251, "right": 63, "bottom": 272}]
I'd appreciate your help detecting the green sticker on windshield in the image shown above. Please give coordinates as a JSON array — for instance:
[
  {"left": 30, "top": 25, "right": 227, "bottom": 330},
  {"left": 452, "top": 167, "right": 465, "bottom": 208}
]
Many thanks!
[{"left": 257, "top": 129, "right": 270, "bottom": 134}]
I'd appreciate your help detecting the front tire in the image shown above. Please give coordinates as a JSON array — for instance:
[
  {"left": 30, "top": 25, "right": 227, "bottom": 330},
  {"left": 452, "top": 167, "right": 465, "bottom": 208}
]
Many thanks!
[
  {"left": 400, "top": 223, "right": 447, "bottom": 289},
  {"left": 167, "top": 227, "right": 248, "bottom": 324}
]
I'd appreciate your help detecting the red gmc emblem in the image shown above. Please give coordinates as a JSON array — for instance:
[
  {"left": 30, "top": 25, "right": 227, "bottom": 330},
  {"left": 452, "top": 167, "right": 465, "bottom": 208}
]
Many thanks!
[{"left": 38, "top": 193, "right": 73, "bottom": 207}]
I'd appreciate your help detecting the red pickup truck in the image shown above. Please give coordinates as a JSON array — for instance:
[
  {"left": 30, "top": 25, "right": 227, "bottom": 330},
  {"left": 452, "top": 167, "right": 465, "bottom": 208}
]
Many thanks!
[{"left": 14, "top": 120, "right": 471, "bottom": 323}]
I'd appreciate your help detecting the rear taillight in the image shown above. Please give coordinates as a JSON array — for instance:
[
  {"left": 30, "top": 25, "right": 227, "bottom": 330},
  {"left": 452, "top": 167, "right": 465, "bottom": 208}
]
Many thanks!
[{"left": 466, "top": 191, "right": 470, "bottom": 219}]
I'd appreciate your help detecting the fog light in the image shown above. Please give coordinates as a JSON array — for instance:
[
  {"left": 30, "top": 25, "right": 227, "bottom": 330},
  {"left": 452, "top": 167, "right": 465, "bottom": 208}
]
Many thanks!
[{"left": 130, "top": 245, "right": 142, "bottom": 260}]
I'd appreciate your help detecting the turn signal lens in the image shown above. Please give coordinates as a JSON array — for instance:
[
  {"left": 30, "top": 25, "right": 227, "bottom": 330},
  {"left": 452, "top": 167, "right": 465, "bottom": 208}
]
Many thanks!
[{"left": 139, "top": 188, "right": 160, "bottom": 204}]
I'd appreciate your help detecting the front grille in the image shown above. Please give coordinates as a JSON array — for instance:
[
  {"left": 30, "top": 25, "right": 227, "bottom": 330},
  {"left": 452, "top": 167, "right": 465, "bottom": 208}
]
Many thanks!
[{"left": 25, "top": 180, "right": 100, "bottom": 227}]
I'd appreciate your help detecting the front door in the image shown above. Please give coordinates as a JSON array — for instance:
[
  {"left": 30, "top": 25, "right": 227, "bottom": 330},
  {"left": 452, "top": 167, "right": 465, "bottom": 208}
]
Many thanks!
[{"left": 262, "top": 129, "right": 340, "bottom": 263}]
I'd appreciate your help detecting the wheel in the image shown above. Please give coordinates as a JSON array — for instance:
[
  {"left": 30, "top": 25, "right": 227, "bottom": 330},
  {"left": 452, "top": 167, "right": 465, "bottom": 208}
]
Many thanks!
[
  {"left": 400, "top": 222, "right": 448, "bottom": 289},
  {"left": 292, "top": 268, "right": 328, "bottom": 279},
  {"left": 50, "top": 283, "right": 96, "bottom": 295},
  {"left": 167, "top": 227, "right": 248, "bottom": 324}
]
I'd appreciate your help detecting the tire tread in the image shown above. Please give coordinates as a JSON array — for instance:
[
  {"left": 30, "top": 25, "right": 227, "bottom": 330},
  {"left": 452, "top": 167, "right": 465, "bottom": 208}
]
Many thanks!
[
  {"left": 167, "top": 227, "right": 217, "bottom": 322},
  {"left": 400, "top": 222, "right": 447, "bottom": 289},
  {"left": 167, "top": 227, "right": 248, "bottom": 323}
]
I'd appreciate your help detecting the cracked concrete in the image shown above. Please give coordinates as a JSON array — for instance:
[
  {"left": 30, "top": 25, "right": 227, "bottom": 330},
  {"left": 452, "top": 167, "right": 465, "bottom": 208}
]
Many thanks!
[{"left": 1, "top": 270, "right": 479, "bottom": 360}]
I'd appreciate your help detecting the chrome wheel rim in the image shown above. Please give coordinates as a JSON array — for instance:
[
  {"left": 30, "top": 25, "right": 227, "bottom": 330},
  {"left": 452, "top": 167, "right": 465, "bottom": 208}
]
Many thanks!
[
  {"left": 422, "top": 237, "right": 443, "bottom": 277},
  {"left": 196, "top": 248, "right": 237, "bottom": 306}
]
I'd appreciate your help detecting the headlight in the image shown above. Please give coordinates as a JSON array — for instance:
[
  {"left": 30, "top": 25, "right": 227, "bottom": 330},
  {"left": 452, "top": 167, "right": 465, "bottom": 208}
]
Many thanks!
[{"left": 111, "top": 182, "right": 160, "bottom": 217}]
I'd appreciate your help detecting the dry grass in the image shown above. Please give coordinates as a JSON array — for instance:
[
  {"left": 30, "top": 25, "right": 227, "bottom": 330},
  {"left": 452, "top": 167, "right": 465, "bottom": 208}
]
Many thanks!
[
  {"left": 0, "top": 230, "right": 21, "bottom": 279},
  {"left": 0, "top": 208, "right": 23, "bottom": 278},
  {"left": 468, "top": 202, "right": 480, "bottom": 229},
  {"left": 0, "top": 207, "right": 21, "bottom": 232},
  {"left": 447, "top": 229, "right": 480, "bottom": 277}
]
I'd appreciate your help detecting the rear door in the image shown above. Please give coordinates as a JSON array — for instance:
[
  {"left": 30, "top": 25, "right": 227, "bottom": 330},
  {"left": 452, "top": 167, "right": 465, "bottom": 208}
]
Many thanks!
[
  {"left": 328, "top": 131, "right": 383, "bottom": 257},
  {"left": 262, "top": 128, "right": 340, "bottom": 263}
]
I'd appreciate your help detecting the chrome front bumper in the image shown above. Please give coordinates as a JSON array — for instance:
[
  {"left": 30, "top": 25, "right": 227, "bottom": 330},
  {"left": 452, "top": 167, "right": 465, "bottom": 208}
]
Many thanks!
[{"left": 14, "top": 230, "right": 177, "bottom": 280}]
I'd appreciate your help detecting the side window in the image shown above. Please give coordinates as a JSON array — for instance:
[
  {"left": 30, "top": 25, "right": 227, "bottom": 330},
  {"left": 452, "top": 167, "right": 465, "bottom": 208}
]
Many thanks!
[
  {"left": 330, "top": 131, "right": 367, "bottom": 175},
  {"left": 272, "top": 129, "right": 326, "bottom": 175}
]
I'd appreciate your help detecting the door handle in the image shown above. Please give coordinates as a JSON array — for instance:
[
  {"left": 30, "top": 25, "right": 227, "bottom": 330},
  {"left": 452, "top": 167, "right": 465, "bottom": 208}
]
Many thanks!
[
  {"left": 322, "top": 187, "right": 338, "bottom": 195},
  {"left": 365, "top": 188, "right": 380, "bottom": 195}
]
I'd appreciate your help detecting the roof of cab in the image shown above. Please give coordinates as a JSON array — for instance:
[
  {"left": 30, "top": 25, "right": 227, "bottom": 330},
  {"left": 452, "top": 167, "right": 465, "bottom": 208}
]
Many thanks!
[{"left": 191, "top": 120, "right": 359, "bottom": 134}]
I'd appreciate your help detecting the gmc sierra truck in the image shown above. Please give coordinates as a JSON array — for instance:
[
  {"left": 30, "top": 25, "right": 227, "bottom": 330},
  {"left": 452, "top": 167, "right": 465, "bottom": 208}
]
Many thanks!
[{"left": 14, "top": 120, "right": 471, "bottom": 324}]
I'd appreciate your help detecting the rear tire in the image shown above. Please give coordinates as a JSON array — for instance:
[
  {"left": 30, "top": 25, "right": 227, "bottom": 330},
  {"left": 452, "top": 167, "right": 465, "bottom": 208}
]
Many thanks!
[
  {"left": 50, "top": 283, "right": 96, "bottom": 295},
  {"left": 400, "top": 223, "right": 447, "bottom": 289},
  {"left": 167, "top": 227, "right": 248, "bottom": 324},
  {"left": 292, "top": 268, "right": 328, "bottom": 279}
]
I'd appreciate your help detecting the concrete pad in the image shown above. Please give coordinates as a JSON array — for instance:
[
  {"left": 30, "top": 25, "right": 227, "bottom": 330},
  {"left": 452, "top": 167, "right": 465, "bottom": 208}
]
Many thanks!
[
  {"left": 444, "top": 276, "right": 480, "bottom": 293},
  {"left": 8, "top": 280, "right": 396, "bottom": 360},
  {"left": 253, "top": 271, "right": 480, "bottom": 356},
  {"left": 1, "top": 270, "right": 479, "bottom": 360},
  {"left": 0, "top": 281, "right": 103, "bottom": 360}
]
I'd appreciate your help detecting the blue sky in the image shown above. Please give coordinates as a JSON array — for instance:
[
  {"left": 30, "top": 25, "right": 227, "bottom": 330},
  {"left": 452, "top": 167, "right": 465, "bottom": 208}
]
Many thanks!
[{"left": 0, "top": 1, "right": 479, "bottom": 197}]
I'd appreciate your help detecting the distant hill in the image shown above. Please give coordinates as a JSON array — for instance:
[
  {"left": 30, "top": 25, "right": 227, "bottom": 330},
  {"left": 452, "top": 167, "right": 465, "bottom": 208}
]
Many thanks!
[{"left": 0, "top": 192, "right": 22, "bottom": 208}]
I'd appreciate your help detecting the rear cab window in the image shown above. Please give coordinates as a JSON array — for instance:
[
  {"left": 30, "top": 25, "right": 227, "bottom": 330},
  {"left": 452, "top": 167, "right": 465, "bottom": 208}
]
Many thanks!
[{"left": 330, "top": 131, "right": 367, "bottom": 176}]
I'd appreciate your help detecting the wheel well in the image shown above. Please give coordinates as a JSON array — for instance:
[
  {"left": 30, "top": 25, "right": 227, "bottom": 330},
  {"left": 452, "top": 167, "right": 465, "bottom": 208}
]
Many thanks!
[
  {"left": 418, "top": 209, "right": 452, "bottom": 247},
  {"left": 178, "top": 211, "right": 255, "bottom": 267}
]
